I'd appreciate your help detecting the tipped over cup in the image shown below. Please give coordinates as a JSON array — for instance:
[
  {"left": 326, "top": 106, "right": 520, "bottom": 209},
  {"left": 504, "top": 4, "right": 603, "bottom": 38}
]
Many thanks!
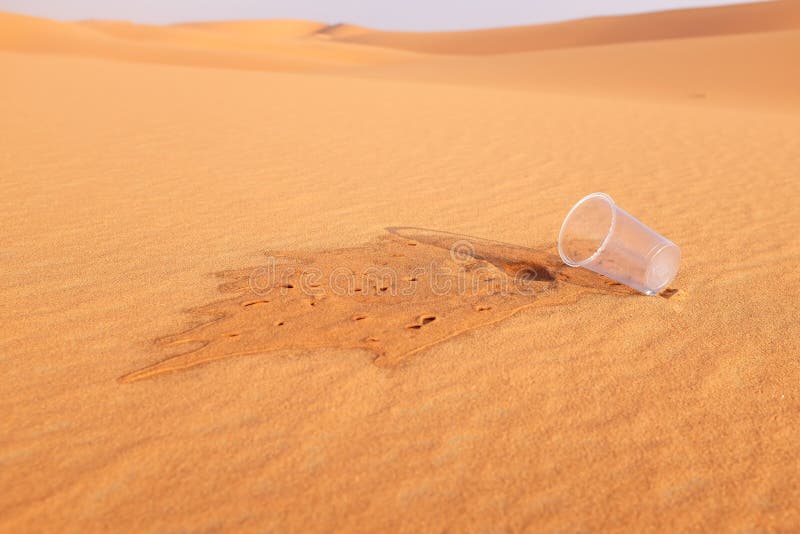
[{"left": 558, "top": 192, "right": 680, "bottom": 295}]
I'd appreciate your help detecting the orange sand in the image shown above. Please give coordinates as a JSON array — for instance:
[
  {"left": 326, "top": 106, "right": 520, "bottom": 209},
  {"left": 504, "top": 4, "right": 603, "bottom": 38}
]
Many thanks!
[{"left": 1, "top": 1, "right": 799, "bottom": 531}]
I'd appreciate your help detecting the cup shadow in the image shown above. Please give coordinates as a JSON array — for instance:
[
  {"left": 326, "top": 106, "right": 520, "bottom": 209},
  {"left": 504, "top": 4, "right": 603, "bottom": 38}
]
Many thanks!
[{"left": 386, "top": 226, "right": 636, "bottom": 296}]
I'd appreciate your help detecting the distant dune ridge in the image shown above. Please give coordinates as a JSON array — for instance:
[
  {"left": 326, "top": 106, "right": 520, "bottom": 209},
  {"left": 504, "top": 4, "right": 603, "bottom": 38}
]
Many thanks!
[
  {"left": 2, "top": 1, "right": 800, "bottom": 532},
  {"left": 1, "top": 1, "right": 799, "bottom": 108},
  {"left": 332, "top": 0, "right": 800, "bottom": 54},
  {"left": 0, "top": 12, "right": 415, "bottom": 71},
  {"left": 2, "top": 1, "right": 799, "bottom": 57}
]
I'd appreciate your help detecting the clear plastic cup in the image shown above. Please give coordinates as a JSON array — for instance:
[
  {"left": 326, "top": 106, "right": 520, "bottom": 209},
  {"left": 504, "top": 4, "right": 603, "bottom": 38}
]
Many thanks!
[{"left": 558, "top": 192, "right": 680, "bottom": 295}]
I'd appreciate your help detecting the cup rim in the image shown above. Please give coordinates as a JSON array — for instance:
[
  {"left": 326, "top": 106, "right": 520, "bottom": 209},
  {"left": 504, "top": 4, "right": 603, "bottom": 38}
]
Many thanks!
[{"left": 558, "top": 192, "right": 617, "bottom": 267}]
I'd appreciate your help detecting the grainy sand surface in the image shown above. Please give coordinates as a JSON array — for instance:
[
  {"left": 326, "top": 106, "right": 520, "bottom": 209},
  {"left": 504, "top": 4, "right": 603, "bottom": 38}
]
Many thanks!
[{"left": 1, "top": 2, "right": 799, "bottom": 531}]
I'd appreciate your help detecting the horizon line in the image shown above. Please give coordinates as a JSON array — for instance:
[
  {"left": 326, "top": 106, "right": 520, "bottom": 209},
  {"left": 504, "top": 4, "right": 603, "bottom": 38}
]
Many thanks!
[{"left": 0, "top": 0, "right": 773, "bottom": 33}]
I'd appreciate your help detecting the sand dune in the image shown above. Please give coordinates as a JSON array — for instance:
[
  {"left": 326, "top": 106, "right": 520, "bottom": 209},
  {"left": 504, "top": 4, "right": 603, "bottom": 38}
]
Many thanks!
[
  {"left": 0, "top": 12, "right": 326, "bottom": 71},
  {"left": 2, "top": 4, "right": 798, "bottom": 110},
  {"left": 334, "top": 0, "right": 800, "bottom": 54},
  {"left": 80, "top": 19, "right": 404, "bottom": 64},
  {"left": 174, "top": 20, "right": 371, "bottom": 39},
  {"left": 0, "top": 12, "right": 415, "bottom": 72},
  {"left": 174, "top": 19, "right": 330, "bottom": 38},
  {"left": 357, "top": 29, "right": 800, "bottom": 110},
  {"left": 2, "top": 2, "right": 799, "bottom": 532}
]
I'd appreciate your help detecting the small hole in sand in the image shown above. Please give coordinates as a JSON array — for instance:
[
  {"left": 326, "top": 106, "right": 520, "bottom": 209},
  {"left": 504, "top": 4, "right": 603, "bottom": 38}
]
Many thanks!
[
  {"left": 310, "top": 301, "right": 317, "bottom": 307},
  {"left": 352, "top": 314, "right": 368, "bottom": 321},
  {"left": 223, "top": 333, "right": 240, "bottom": 338},
  {"left": 407, "top": 315, "right": 436, "bottom": 329},
  {"left": 275, "top": 321, "right": 285, "bottom": 326},
  {"left": 379, "top": 286, "right": 389, "bottom": 292},
  {"left": 474, "top": 305, "right": 491, "bottom": 312},
  {"left": 517, "top": 269, "right": 538, "bottom": 282},
  {"left": 282, "top": 284, "right": 294, "bottom": 289},
  {"left": 242, "top": 300, "right": 269, "bottom": 307}
]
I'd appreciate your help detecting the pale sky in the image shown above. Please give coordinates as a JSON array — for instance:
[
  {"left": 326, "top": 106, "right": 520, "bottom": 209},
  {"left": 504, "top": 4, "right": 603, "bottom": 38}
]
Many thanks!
[{"left": 0, "top": 0, "right": 765, "bottom": 30}]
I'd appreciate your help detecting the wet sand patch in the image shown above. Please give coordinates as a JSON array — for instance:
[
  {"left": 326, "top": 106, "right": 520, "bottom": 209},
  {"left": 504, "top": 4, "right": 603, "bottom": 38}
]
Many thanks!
[{"left": 120, "top": 228, "right": 633, "bottom": 383}]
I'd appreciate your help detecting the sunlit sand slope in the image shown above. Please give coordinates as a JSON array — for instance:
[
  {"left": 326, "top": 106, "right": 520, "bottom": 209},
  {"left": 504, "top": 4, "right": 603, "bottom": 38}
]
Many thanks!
[
  {"left": 80, "top": 19, "right": 413, "bottom": 65},
  {"left": 0, "top": 12, "right": 415, "bottom": 71},
  {"left": 358, "top": 29, "right": 800, "bottom": 110},
  {"left": 334, "top": 0, "right": 800, "bottom": 54},
  {"left": 3, "top": 4, "right": 798, "bottom": 110}
]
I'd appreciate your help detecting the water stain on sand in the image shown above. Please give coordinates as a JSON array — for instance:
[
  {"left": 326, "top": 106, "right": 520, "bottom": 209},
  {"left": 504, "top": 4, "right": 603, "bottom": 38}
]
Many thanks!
[{"left": 119, "top": 228, "right": 634, "bottom": 383}]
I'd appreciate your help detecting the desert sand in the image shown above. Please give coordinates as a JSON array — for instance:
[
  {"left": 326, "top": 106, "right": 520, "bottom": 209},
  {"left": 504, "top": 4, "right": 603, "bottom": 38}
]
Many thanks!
[{"left": 1, "top": 1, "right": 799, "bottom": 531}]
